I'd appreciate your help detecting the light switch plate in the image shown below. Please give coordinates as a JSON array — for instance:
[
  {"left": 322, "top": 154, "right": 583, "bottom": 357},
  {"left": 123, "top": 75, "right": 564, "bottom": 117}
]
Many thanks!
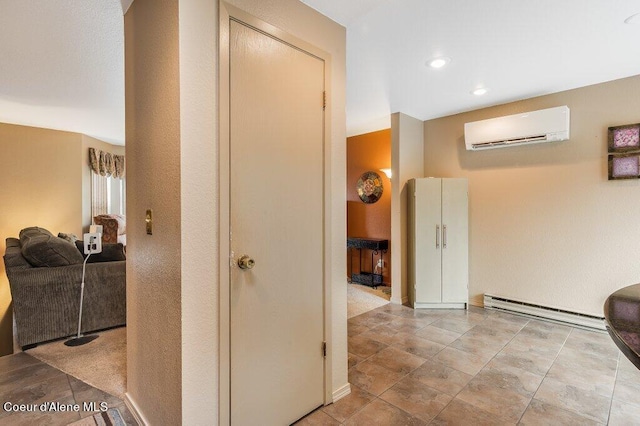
[
  {"left": 83, "top": 232, "right": 102, "bottom": 254},
  {"left": 146, "top": 209, "right": 153, "bottom": 235}
]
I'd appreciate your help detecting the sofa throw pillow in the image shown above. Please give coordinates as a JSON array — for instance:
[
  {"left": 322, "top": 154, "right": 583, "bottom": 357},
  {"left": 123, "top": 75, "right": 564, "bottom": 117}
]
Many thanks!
[
  {"left": 58, "top": 232, "right": 79, "bottom": 244},
  {"left": 75, "top": 241, "right": 126, "bottom": 263},
  {"left": 94, "top": 214, "right": 126, "bottom": 235},
  {"left": 19, "top": 227, "right": 84, "bottom": 267},
  {"left": 93, "top": 214, "right": 126, "bottom": 246}
]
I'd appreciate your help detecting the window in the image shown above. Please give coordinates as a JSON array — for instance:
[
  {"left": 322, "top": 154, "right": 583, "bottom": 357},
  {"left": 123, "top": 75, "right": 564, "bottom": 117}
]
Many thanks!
[
  {"left": 92, "top": 174, "right": 126, "bottom": 217},
  {"left": 88, "top": 147, "right": 126, "bottom": 218}
]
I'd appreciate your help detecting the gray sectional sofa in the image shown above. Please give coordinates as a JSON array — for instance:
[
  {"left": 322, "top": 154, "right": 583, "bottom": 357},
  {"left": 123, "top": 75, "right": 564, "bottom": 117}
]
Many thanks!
[{"left": 3, "top": 227, "right": 126, "bottom": 349}]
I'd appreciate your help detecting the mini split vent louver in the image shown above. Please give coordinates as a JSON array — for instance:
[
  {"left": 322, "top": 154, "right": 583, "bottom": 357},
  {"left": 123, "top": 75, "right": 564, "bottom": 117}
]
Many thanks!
[{"left": 464, "top": 106, "right": 570, "bottom": 151}]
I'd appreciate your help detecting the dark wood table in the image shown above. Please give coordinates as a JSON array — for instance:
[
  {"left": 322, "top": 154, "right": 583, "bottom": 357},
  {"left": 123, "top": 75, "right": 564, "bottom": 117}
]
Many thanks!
[{"left": 604, "top": 283, "right": 640, "bottom": 369}]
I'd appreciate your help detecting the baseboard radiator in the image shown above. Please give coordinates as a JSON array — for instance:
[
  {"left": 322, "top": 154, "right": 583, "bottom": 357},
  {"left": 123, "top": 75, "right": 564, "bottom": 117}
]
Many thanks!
[{"left": 483, "top": 294, "right": 606, "bottom": 331}]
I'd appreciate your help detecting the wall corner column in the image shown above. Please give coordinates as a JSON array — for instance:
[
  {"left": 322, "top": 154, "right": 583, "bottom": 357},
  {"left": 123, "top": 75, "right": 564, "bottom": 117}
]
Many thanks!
[{"left": 390, "top": 112, "right": 424, "bottom": 305}]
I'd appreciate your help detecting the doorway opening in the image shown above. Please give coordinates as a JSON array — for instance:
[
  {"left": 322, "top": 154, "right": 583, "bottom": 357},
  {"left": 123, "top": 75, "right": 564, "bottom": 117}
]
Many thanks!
[{"left": 346, "top": 129, "right": 392, "bottom": 318}]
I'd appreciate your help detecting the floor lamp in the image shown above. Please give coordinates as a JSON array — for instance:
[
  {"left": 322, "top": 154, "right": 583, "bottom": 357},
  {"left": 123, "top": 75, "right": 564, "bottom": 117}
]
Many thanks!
[{"left": 65, "top": 233, "right": 101, "bottom": 347}]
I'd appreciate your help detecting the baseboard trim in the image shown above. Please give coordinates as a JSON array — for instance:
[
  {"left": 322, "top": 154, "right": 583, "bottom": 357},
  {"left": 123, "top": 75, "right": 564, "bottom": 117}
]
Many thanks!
[
  {"left": 484, "top": 294, "right": 605, "bottom": 331},
  {"left": 332, "top": 383, "right": 351, "bottom": 403},
  {"left": 124, "top": 392, "right": 149, "bottom": 426},
  {"left": 391, "top": 296, "right": 409, "bottom": 305}
]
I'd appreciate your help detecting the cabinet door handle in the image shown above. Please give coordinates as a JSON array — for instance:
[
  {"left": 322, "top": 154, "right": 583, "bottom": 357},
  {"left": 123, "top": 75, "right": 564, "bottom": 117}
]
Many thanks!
[
  {"left": 443, "top": 225, "right": 447, "bottom": 249},
  {"left": 436, "top": 225, "right": 440, "bottom": 249}
]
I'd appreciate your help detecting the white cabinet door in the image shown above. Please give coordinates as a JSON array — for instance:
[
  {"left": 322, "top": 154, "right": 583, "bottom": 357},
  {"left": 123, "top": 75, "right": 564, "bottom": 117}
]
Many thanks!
[
  {"left": 414, "top": 178, "right": 442, "bottom": 304},
  {"left": 441, "top": 179, "right": 469, "bottom": 303},
  {"left": 410, "top": 178, "right": 468, "bottom": 308}
]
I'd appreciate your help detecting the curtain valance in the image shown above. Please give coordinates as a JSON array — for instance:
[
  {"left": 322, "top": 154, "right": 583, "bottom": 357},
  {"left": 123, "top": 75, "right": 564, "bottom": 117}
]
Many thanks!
[{"left": 89, "top": 148, "right": 125, "bottom": 178}]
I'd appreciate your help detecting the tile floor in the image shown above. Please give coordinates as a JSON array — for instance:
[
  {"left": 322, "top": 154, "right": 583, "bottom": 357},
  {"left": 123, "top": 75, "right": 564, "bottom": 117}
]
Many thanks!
[
  {"left": 298, "top": 304, "right": 640, "bottom": 425},
  {"left": 0, "top": 352, "right": 136, "bottom": 425}
]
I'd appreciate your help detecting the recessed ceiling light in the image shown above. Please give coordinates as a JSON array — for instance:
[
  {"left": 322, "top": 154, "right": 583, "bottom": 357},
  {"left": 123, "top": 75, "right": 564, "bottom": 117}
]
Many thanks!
[
  {"left": 472, "top": 87, "right": 488, "bottom": 96},
  {"left": 625, "top": 13, "right": 640, "bottom": 24},
  {"left": 427, "top": 57, "right": 451, "bottom": 69}
]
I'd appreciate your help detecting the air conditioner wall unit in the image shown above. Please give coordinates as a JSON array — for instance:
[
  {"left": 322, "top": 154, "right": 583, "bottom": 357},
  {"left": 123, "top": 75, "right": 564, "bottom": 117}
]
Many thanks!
[{"left": 464, "top": 105, "right": 570, "bottom": 151}]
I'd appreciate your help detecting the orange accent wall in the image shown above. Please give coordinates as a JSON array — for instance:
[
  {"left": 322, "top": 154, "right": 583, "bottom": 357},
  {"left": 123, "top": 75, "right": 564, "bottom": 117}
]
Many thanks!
[{"left": 347, "top": 129, "right": 392, "bottom": 285}]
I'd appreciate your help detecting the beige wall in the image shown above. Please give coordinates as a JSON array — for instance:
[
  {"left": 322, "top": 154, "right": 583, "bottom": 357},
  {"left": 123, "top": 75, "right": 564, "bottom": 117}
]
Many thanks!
[
  {"left": 178, "top": 0, "right": 217, "bottom": 423},
  {"left": 424, "top": 74, "right": 640, "bottom": 316},
  {"left": 391, "top": 113, "right": 424, "bottom": 305},
  {"left": 0, "top": 123, "right": 85, "bottom": 356},
  {"left": 124, "top": 0, "right": 182, "bottom": 424},
  {"left": 125, "top": 0, "right": 346, "bottom": 423}
]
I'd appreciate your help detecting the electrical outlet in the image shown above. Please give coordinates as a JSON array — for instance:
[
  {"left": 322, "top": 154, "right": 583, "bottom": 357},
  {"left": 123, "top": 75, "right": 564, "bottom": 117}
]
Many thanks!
[
  {"left": 83, "top": 232, "right": 102, "bottom": 255},
  {"left": 376, "top": 259, "right": 385, "bottom": 268}
]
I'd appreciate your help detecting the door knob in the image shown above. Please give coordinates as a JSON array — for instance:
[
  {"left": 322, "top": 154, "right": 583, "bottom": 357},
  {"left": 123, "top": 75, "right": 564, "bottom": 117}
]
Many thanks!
[{"left": 237, "top": 255, "right": 255, "bottom": 270}]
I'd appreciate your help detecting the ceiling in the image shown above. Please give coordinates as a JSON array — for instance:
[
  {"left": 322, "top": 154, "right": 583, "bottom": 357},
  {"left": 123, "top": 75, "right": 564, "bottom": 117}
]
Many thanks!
[
  {"left": 1, "top": 1, "right": 639, "bottom": 144},
  {"left": 301, "top": 0, "right": 640, "bottom": 136},
  {"left": 0, "top": 0, "right": 125, "bottom": 144}
]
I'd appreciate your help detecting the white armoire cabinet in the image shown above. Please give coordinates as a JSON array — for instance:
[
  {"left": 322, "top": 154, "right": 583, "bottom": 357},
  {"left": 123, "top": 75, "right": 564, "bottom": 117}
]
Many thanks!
[{"left": 408, "top": 178, "right": 468, "bottom": 309}]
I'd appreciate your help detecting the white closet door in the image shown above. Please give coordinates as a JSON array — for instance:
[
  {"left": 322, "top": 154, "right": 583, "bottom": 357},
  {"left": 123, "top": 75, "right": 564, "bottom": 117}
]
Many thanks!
[{"left": 229, "top": 19, "right": 325, "bottom": 425}]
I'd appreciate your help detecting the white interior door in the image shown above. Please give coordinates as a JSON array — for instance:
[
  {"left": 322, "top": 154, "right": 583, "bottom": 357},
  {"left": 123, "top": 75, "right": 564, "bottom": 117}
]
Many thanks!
[{"left": 229, "top": 19, "right": 325, "bottom": 425}]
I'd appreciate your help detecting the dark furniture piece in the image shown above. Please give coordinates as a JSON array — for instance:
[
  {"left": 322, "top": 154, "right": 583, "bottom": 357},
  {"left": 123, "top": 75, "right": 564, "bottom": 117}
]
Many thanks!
[
  {"left": 3, "top": 228, "right": 126, "bottom": 349},
  {"left": 604, "top": 283, "right": 640, "bottom": 369},
  {"left": 347, "top": 237, "right": 388, "bottom": 288}
]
